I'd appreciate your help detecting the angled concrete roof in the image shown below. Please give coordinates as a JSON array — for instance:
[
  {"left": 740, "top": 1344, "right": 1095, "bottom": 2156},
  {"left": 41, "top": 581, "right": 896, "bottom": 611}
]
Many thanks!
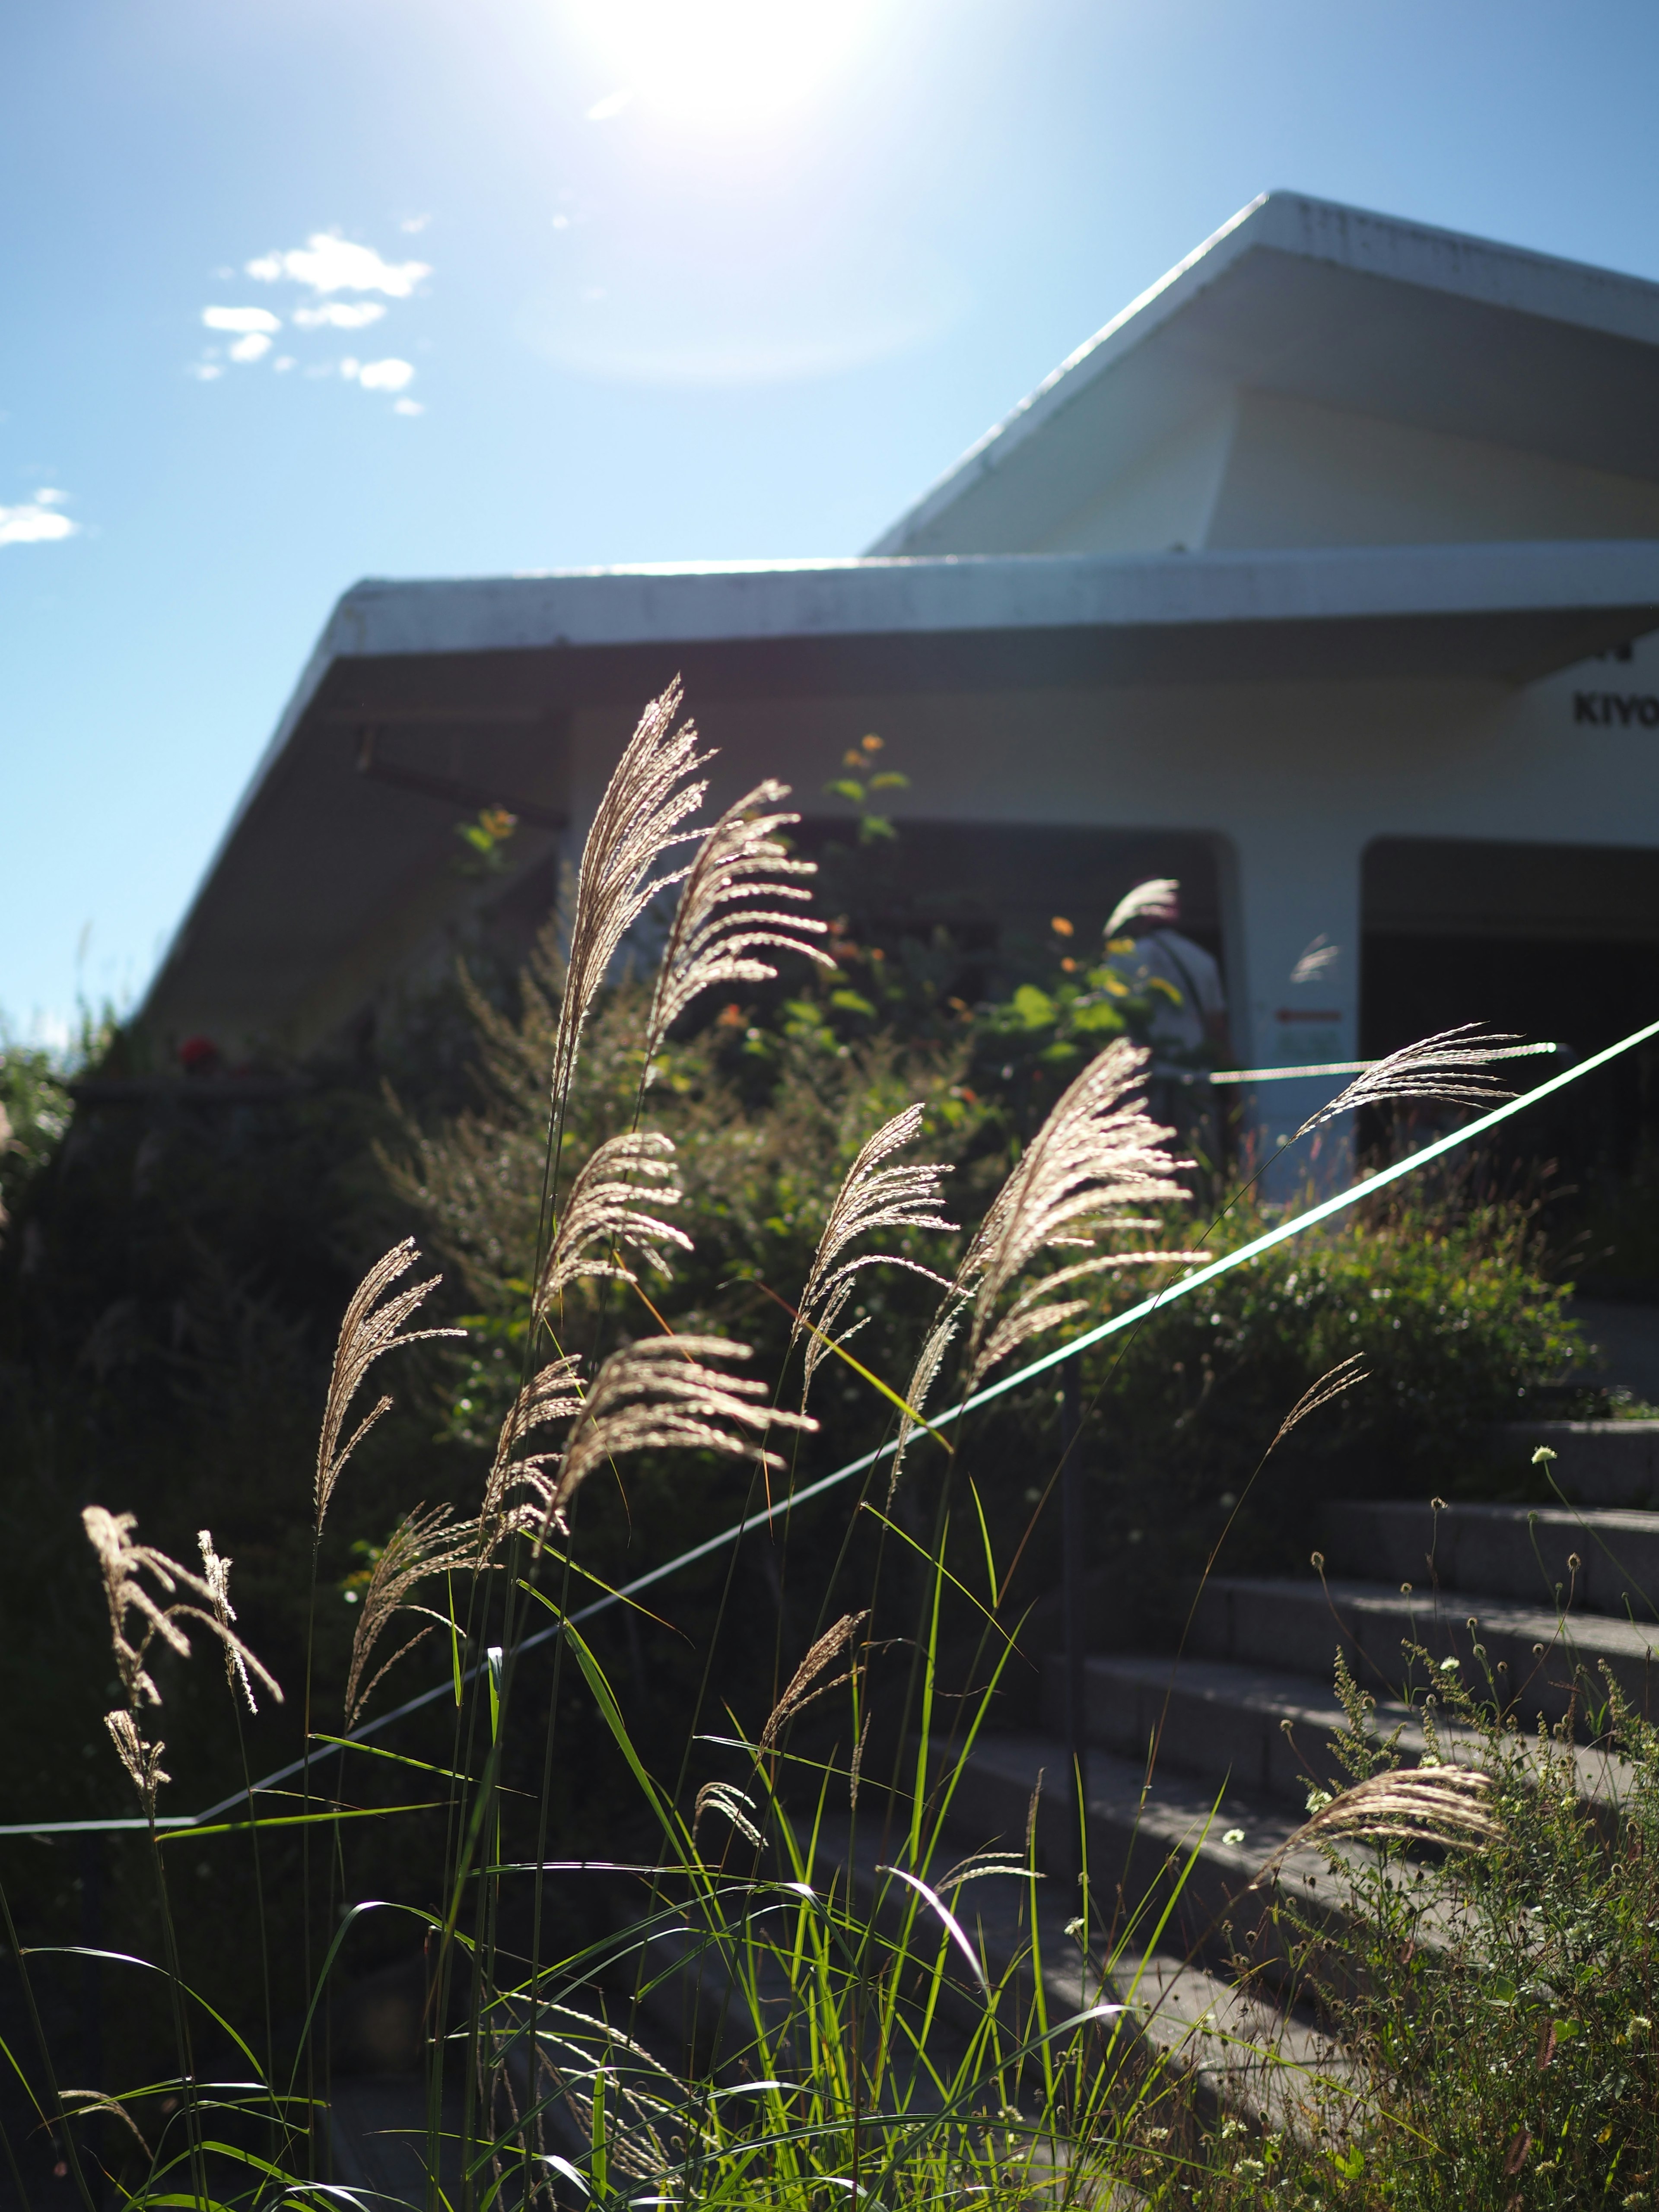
[
  {"left": 869, "top": 192, "right": 1659, "bottom": 557},
  {"left": 140, "top": 540, "right": 1659, "bottom": 1052}
]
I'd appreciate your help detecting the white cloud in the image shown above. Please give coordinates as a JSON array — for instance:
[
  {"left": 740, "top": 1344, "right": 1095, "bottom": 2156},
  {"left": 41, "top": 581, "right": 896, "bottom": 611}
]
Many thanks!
[
  {"left": 188, "top": 362, "right": 224, "bottom": 381},
  {"left": 33, "top": 487, "right": 67, "bottom": 505},
  {"left": 292, "top": 300, "right": 386, "bottom": 331},
  {"left": 273, "top": 355, "right": 296, "bottom": 373},
  {"left": 0, "top": 494, "right": 77, "bottom": 547},
  {"left": 355, "top": 357, "right": 416, "bottom": 392},
  {"left": 400, "top": 213, "right": 430, "bottom": 234},
  {"left": 393, "top": 397, "right": 424, "bottom": 415},
  {"left": 246, "top": 232, "right": 430, "bottom": 297},
  {"left": 229, "top": 332, "right": 273, "bottom": 363},
  {"left": 202, "top": 305, "right": 282, "bottom": 334}
]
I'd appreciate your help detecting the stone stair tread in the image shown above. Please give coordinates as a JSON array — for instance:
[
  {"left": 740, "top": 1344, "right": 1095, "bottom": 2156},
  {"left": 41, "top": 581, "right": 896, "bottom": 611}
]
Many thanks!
[
  {"left": 1322, "top": 1498, "right": 1659, "bottom": 1615},
  {"left": 1053, "top": 1649, "right": 1635, "bottom": 1810},
  {"left": 1203, "top": 1573, "right": 1659, "bottom": 1655},
  {"left": 814, "top": 1808, "right": 1357, "bottom": 2141},
  {"left": 950, "top": 1729, "right": 1334, "bottom": 1894}
]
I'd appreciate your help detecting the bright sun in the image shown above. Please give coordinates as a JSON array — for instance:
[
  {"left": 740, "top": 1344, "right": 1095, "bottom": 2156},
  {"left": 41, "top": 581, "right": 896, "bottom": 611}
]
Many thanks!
[{"left": 569, "top": 0, "right": 876, "bottom": 125}]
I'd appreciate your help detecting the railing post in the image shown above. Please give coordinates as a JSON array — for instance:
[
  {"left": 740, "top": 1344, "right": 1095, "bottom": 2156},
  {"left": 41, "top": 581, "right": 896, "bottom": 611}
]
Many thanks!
[{"left": 1059, "top": 1363, "right": 1089, "bottom": 1885}]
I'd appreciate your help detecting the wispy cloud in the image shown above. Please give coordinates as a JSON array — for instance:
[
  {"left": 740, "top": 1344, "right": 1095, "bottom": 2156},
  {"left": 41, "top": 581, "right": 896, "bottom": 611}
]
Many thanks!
[
  {"left": 202, "top": 305, "right": 281, "bottom": 335},
  {"left": 342, "top": 356, "right": 416, "bottom": 394},
  {"left": 0, "top": 489, "right": 76, "bottom": 548},
  {"left": 292, "top": 301, "right": 386, "bottom": 331},
  {"left": 193, "top": 231, "right": 430, "bottom": 408},
  {"left": 246, "top": 232, "right": 430, "bottom": 297}
]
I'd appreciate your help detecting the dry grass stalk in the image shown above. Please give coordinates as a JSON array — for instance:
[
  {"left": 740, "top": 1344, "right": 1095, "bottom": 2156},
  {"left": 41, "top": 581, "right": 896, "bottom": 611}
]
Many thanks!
[
  {"left": 890, "top": 1309, "right": 961, "bottom": 1496},
  {"left": 315, "top": 1238, "right": 464, "bottom": 1534},
  {"left": 84, "top": 1505, "right": 282, "bottom": 1714},
  {"left": 198, "top": 1529, "right": 264, "bottom": 1713},
  {"left": 1252, "top": 1765, "right": 1501, "bottom": 1886},
  {"left": 954, "top": 1039, "right": 1200, "bottom": 1392},
  {"left": 105, "top": 1710, "right": 169, "bottom": 1815},
  {"left": 549, "top": 678, "right": 711, "bottom": 1125},
  {"left": 794, "top": 1103, "right": 956, "bottom": 1406},
  {"left": 343, "top": 1503, "right": 481, "bottom": 1727},
  {"left": 480, "top": 1353, "right": 586, "bottom": 1551},
  {"left": 759, "top": 1609, "right": 870, "bottom": 1749},
  {"left": 642, "top": 778, "right": 832, "bottom": 1074},
  {"left": 549, "top": 1335, "right": 817, "bottom": 1539},
  {"left": 1295, "top": 1023, "right": 1518, "bottom": 1139},
  {"left": 1270, "top": 1354, "right": 1369, "bottom": 1450},
  {"left": 1105, "top": 877, "right": 1180, "bottom": 939},
  {"left": 692, "top": 1780, "right": 763, "bottom": 1848},
  {"left": 535, "top": 1131, "right": 692, "bottom": 1317}
]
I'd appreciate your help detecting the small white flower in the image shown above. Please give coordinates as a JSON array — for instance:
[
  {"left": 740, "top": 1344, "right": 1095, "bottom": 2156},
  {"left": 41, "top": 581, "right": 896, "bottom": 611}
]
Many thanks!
[
  {"left": 1439, "top": 1655, "right": 1461, "bottom": 1672},
  {"left": 1223, "top": 1827, "right": 1246, "bottom": 1847},
  {"left": 1305, "top": 1788, "right": 1333, "bottom": 1815}
]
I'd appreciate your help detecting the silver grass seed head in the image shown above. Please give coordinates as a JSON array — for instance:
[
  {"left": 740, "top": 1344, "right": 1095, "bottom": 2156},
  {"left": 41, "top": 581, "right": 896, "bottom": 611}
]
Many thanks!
[
  {"left": 1295, "top": 1023, "right": 1519, "bottom": 1140},
  {"left": 535, "top": 1131, "right": 693, "bottom": 1316},
  {"left": 550, "top": 1335, "right": 816, "bottom": 1535},
  {"left": 1105, "top": 877, "right": 1180, "bottom": 940},
  {"left": 643, "top": 779, "right": 833, "bottom": 1077},
  {"left": 795, "top": 1102, "right": 957, "bottom": 1407},
  {"left": 956, "top": 1039, "right": 1195, "bottom": 1392},
  {"left": 315, "top": 1237, "right": 465, "bottom": 1534},
  {"left": 85, "top": 1506, "right": 282, "bottom": 1754},
  {"left": 550, "top": 679, "right": 713, "bottom": 1124},
  {"left": 344, "top": 1502, "right": 482, "bottom": 1727}
]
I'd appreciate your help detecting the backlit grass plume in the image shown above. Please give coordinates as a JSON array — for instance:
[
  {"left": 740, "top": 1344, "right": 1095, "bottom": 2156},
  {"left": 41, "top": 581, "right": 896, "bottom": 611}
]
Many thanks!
[
  {"left": 198, "top": 1529, "right": 267, "bottom": 1714},
  {"left": 343, "top": 1503, "right": 480, "bottom": 1728},
  {"left": 550, "top": 677, "right": 712, "bottom": 1124},
  {"left": 86, "top": 1506, "right": 282, "bottom": 1716},
  {"left": 534, "top": 1130, "right": 692, "bottom": 1317},
  {"left": 794, "top": 1102, "right": 956, "bottom": 1407},
  {"left": 954, "top": 1038, "right": 1199, "bottom": 1392},
  {"left": 890, "top": 1309, "right": 962, "bottom": 1494},
  {"left": 1252, "top": 1764, "right": 1502, "bottom": 1885},
  {"left": 85, "top": 1506, "right": 281, "bottom": 1812},
  {"left": 315, "top": 1238, "right": 464, "bottom": 1535},
  {"left": 642, "top": 777, "right": 832, "bottom": 1075},
  {"left": 479, "top": 1354, "right": 585, "bottom": 1551},
  {"left": 1295, "top": 1022, "right": 1518, "bottom": 1138},
  {"left": 547, "top": 1335, "right": 817, "bottom": 1539},
  {"left": 758, "top": 1608, "right": 869, "bottom": 1750},
  {"left": 1104, "top": 876, "right": 1180, "bottom": 939}
]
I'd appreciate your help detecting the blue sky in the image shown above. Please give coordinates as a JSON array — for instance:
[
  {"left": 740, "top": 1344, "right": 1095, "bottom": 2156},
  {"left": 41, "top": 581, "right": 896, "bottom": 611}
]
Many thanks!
[{"left": 5, "top": 0, "right": 1659, "bottom": 1045}]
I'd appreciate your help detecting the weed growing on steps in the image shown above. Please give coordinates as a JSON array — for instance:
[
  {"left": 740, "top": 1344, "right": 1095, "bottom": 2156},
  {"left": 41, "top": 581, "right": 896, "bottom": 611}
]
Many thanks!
[{"left": 0, "top": 683, "right": 1555, "bottom": 2209}]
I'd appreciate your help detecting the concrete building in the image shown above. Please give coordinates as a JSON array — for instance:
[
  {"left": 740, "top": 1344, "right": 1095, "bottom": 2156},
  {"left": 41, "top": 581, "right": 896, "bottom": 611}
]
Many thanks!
[{"left": 141, "top": 191, "right": 1659, "bottom": 1154}]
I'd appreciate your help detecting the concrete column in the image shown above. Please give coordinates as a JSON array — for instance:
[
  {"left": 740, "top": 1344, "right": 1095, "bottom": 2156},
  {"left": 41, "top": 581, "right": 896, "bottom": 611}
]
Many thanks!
[{"left": 1221, "top": 821, "right": 1365, "bottom": 1198}]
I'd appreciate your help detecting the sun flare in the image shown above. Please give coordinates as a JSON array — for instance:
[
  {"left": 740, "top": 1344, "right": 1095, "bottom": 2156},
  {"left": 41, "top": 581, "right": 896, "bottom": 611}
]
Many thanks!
[{"left": 569, "top": 0, "right": 876, "bottom": 124}]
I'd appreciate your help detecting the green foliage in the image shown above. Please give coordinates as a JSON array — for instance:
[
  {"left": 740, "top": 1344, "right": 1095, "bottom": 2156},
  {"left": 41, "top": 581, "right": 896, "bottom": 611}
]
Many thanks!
[
  {"left": 1214, "top": 1661, "right": 1659, "bottom": 2209},
  {"left": 1065, "top": 1178, "right": 1582, "bottom": 1640},
  {"left": 0, "top": 1039, "right": 75, "bottom": 1217}
]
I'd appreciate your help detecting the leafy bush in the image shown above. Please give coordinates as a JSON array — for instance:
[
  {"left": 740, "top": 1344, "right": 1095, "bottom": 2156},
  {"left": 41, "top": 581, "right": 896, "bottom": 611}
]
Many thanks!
[{"left": 1198, "top": 1657, "right": 1659, "bottom": 2209}]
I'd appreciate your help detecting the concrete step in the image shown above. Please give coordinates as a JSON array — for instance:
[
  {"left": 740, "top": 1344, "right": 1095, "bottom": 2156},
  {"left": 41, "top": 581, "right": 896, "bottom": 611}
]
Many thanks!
[
  {"left": 1322, "top": 1498, "right": 1659, "bottom": 1616},
  {"left": 929, "top": 1729, "right": 1360, "bottom": 1999},
  {"left": 1039, "top": 1649, "right": 1634, "bottom": 1813},
  {"left": 815, "top": 1803, "right": 1358, "bottom": 2145},
  {"left": 1187, "top": 1573, "right": 1659, "bottom": 1728},
  {"left": 1493, "top": 1420, "right": 1659, "bottom": 1506},
  {"left": 1045, "top": 1651, "right": 1384, "bottom": 1810}
]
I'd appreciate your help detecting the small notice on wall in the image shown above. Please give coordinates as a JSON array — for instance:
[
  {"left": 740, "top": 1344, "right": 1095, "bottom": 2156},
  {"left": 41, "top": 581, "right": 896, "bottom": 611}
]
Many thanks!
[{"left": 1275, "top": 1008, "right": 1341, "bottom": 1065}]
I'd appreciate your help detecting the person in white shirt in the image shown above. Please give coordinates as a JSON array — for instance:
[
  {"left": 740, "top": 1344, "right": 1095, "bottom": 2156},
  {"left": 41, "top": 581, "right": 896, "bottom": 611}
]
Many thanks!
[{"left": 1106, "top": 878, "right": 1230, "bottom": 1069}]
